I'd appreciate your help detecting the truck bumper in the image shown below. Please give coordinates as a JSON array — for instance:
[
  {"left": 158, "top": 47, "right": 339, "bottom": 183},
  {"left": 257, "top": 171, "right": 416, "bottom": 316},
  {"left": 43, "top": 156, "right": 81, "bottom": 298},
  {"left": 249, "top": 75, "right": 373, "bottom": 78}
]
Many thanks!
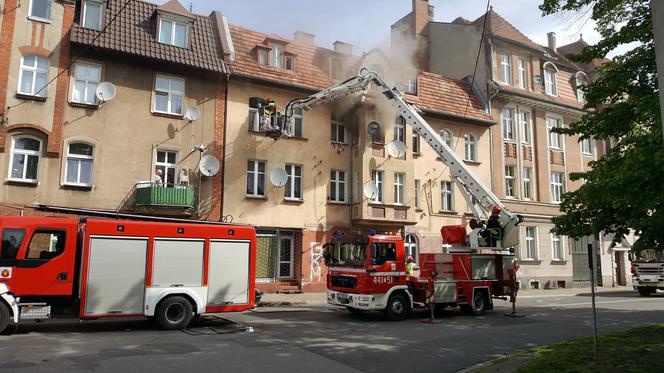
[
  {"left": 327, "top": 291, "right": 377, "bottom": 311},
  {"left": 633, "top": 277, "right": 664, "bottom": 288}
]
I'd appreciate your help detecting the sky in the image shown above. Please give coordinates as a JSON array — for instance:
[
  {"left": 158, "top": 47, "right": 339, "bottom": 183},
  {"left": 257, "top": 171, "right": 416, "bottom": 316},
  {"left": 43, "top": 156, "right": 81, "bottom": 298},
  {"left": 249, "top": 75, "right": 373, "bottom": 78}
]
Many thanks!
[{"left": 164, "top": 0, "right": 622, "bottom": 57}]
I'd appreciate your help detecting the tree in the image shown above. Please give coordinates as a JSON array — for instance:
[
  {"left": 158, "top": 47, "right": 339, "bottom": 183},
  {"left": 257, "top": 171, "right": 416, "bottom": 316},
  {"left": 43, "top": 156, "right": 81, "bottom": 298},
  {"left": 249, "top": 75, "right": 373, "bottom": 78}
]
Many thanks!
[{"left": 540, "top": 0, "right": 663, "bottom": 253}]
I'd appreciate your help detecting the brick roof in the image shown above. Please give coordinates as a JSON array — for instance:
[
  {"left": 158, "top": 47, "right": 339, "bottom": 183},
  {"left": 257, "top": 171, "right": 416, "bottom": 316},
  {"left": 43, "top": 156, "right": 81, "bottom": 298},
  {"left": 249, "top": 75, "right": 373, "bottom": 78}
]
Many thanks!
[
  {"left": 558, "top": 37, "right": 609, "bottom": 70},
  {"left": 472, "top": 9, "right": 543, "bottom": 51},
  {"left": 70, "top": 0, "right": 228, "bottom": 74},
  {"left": 406, "top": 72, "right": 493, "bottom": 123}
]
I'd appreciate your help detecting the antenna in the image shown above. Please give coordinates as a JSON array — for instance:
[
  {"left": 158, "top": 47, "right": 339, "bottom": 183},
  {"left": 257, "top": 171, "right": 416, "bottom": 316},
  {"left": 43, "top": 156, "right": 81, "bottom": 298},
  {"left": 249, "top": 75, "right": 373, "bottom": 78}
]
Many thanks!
[
  {"left": 362, "top": 182, "right": 379, "bottom": 199},
  {"left": 95, "top": 82, "right": 117, "bottom": 103},
  {"left": 270, "top": 167, "right": 288, "bottom": 187},
  {"left": 386, "top": 140, "right": 406, "bottom": 158},
  {"left": 198, "top": 155, "right": 220, "bottom": 177},
  {"left": 185, "top": 107, "right": 200, "bottom": 122}
]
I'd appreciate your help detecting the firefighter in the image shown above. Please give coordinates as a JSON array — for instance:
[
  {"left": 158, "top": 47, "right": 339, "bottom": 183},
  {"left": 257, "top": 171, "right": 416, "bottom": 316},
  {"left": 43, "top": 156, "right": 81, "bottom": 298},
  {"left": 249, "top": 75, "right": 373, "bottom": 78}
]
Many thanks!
[
  {"left": 485, "top": 205, "right": 503, "bottom": 247},
  {"left": 260, "top": 97, "right": 277, "bottom": 132},
  {"left": 406, "top": 256, "right": 415, "bottom": 278}
]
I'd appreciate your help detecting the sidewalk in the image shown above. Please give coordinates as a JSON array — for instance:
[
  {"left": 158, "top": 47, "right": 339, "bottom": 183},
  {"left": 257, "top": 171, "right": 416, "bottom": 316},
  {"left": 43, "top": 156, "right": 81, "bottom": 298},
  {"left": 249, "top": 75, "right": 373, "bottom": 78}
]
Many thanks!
[{"left": 258, "top": 286, "right": 635, "bottom": 307}]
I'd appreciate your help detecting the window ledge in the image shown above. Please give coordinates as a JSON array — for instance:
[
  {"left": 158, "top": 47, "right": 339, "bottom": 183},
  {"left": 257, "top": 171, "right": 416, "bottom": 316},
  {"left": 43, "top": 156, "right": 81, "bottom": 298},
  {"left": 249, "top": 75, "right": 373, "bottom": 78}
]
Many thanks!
[
  {"left": 371, "top": 203, "right": 411, "bottom": 209},
  {"left": 517, "top": 259, "right": 541, "bottom": 265},
  {"left": 61, "top": 183, "right": 93, "bottom": 190},
  {"left": 15, "top": 93, "right": 47, "bottom": 102},
  {"left": 151, "top": 111, "right": 184, "bottom": 120},
  {"left": 245, "top": 194, "right": 267, "bottom": 200},
  {"left": 463, "top": 160, "right": 481, "bottom": 165},
  {"left": 28, "top": 16, "right": 52, "bottom": 24},
  {"left": 437, "top": 210, "right": 458, "bottom": 215},
  {"left": 503, "top": 139, "right": 517, "bottom": 144},
  {"left": 412, "top": 152, "right": 421, "bottom": 157},
  {"left": 6, "top": 179, "right": 38, "bottom": 187},
  {"left": 283, "top": 198, "right": 304, "bottom": 204},
  {"left": 328, "top": 201, "right": 349, "bottom": 205},
  {"left": 69, "top": 101, "right": 100, "bottom": 110},
  {"left": 551, "top": 260, "right": 568, "bottom": 265},
  {"left": 248, "top": 130, "right": 307, "bottom": 141}
]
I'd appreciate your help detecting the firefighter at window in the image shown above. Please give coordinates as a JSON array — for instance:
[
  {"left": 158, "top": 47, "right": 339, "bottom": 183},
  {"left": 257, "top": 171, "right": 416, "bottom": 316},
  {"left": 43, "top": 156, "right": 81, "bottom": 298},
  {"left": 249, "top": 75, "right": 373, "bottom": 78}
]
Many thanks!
[
  {"left": 484, "top": 205, "right": 503, "bottom": 247},
  {"left": 259, "top": 98, "right": 278, "bottom": 132},
  {"left": 405, "top": 256, "right": 415, "bottom": 278}
]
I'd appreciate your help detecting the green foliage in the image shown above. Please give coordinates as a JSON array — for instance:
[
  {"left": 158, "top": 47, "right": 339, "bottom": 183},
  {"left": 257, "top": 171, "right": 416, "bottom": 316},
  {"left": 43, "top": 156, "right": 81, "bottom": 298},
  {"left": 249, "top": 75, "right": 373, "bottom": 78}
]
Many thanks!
[{"left": 539, "top": 0, "right": 663, "bottom": 253}]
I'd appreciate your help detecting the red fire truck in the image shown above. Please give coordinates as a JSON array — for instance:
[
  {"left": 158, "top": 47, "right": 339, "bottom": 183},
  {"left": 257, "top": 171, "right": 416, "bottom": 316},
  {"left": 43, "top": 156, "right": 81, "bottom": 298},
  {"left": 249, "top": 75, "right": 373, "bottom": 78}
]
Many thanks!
[{"left": 0, "top": 216, "right": 257, "bottom": 334}]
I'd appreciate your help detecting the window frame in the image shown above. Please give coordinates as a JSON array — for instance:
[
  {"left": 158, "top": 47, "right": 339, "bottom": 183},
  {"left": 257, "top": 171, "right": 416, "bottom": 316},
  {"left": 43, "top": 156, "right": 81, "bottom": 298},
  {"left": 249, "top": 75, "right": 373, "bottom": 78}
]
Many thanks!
[
  {"left": 404, "top": 234, "right": 419, "bottom": 264},
  {"left": 292, "top": 108, "right": 304, "bottom": 138},
  {"left": 581, "top": 138, "right": 595, "bottom": 156},
  {"left": 331, "top": 114, "right": 346, "bottom": 144},
  {"left": 551, "top": 234, "right": 565, "bottom": 261},
  {"left": 246, "top": 160, "right": 267, "bottom": 198},
  {"left": 464, "top": 133, "right": 477, "bottom": 162},
  {"left": 28, "top": 0, "right": 52, "bottom": 22},
  {"left": 158, "top": 17, "right": 189, "bottom": 48},
  {"left": 82, "top": 0, "right": 104, "bottom": 31},
  {"left": 440, "top": 129, "right": 453, "bottom": 148},
  {"left": 412, "top": 128, "right": 420, "bottom": 154},
  {"left": 517, "top": 58, "right": 527, "bottom": 89},
  {"left": 575, "top": 72, "right": 589, "bottom": 103},
  {"left": 500, "top": 54, "right": 513, "bottom": 85},
  {"left": 550, "top": 171, "right": 565, "bottom": 203},
  {"left": 18, "top": 55, "right": 49, "bottom": 98},
  {"left": 155, "top": 149, "right": 178, "bottom": 186},
  {"left": 330, "top": 169, "right": 347, "bottom": 203},
  {"left": 371, "top": 170, "right": 384, "bottom": 204},
  {"left": 64, "top": 141, "right": 95, "bottom": 187},
  {"left": 71, "top": 61, "right": 102, "bottom": 105},
  {"left": 519, "top": 110, "right": 532, "bottom": 144},
  {"left": 441, "top": 181, "right": 454, "bottom": 212},
  {"left": 414, "top": 179, "right": 421, "bottom": 209},
  {"left": 268, "top": 43, "right": 284, "bottom": 68},
  {"left": 543, "top": 62, "right": 559, "bottom": 96},
  {"left": 258, "top": 48, "right": 269, "bottom": 66},
  {"left": 394, "top": 172, "right": 405, "bottom": 205},
  {"left": 504, "top": 165, "right": 516, "bottom": 198},
  {"left": 502, "top": 108, "right": 515, "bottom": 142},
  {"left": 394, "top": 116, "right": 405, "bottom": 143},
  {"left": 284, "top": 164, "right": 303, "bottom": 201},
  {"left": 153, "top": 74, "right": 185, "bottom": 116},
  {"left": 524, "top": 226, "right": 538, "bottom": 260},
  {"left": 522, "top": 167, "right": 533, "bottom": 200},
  {"left": 8, "top": 135, "right": 42, "bottom": 183},
  {"left": 25, "top": 229, "right": 67, "bottom": 261},
  {"left": 547, "top": 116, "right": 564, "bottom": 149}
]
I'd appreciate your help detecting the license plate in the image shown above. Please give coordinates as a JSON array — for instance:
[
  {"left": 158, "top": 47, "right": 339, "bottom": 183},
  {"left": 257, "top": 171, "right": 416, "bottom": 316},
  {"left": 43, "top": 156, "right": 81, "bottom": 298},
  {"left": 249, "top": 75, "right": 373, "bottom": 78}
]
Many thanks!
[{"left": 337, "top": 293, "right": 349, "bottom": 304}]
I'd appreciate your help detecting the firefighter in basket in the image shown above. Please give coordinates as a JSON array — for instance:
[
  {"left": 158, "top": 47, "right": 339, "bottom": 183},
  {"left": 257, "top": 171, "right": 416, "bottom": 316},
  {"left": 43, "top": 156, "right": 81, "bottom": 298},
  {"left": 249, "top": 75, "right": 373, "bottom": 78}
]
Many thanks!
[
  {"left": 483, "top": 205, "right": 503, "bottom": 247},
  {"left": 259, "top": 98, "right": 278, "bottom": 132}
]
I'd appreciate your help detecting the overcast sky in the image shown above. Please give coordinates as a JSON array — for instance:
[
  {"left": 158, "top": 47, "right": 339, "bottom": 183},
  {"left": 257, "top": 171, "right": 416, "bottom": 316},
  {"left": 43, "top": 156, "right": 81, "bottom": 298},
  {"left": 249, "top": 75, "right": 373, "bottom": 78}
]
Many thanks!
[{"left": 170, "top": 0, "right": 619, "bottom": 57}]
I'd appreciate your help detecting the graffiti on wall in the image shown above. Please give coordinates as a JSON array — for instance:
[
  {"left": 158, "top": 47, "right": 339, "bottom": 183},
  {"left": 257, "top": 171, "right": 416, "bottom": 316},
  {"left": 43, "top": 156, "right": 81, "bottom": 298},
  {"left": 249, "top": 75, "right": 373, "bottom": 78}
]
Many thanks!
[{"left": 310, "top": 242, "right": 324, "bottom": 282}]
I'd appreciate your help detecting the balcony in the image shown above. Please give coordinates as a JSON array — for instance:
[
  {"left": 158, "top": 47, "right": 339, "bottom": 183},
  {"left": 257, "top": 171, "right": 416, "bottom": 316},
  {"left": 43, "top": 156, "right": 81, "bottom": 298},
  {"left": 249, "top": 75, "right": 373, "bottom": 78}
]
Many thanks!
[{"left": 129, "top": 182, "right": 196, "bottom": 217}]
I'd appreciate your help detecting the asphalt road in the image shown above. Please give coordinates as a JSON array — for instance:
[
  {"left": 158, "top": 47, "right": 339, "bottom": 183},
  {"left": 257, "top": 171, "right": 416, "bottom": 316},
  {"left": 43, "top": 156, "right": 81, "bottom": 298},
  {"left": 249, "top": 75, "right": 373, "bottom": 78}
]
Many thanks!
[{"left": 1, "top": 290, "right": 663, "bottom": 373}]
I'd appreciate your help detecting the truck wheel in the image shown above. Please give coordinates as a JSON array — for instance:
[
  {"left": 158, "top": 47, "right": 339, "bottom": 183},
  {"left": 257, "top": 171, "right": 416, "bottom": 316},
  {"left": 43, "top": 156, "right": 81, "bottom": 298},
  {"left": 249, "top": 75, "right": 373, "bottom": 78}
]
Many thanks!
[
  {"left": 385, "top": 293, "right": 409, "bottom": 321},
  {"left": 464, "top": 292, "right": 488, "bottom": 316},
  {"left": 637, "top": 287, "right": 655, "bottom": 297},
  {"left": 0, "top": 302, "right": 12, "bottom": 335},
  {"left": 346, "top": 306, "right": 365, "bottom": 315},
  {"left": 156, "top": 296, "right": 193, "bottom": 330}
]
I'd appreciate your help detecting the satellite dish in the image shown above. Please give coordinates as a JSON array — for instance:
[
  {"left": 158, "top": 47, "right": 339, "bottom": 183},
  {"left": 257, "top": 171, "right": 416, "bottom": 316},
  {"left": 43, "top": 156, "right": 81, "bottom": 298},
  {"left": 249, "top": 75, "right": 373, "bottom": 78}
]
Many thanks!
[
  {"left": 270, "top": 167, "right": 288, "bottom": 187},
  {"left": 367, "top": 121, "right": 380, "bottom": 136},
  {"left": 95, "top": 82, "right": 116, "bottom": 102},
  {"left": 362, "top": 182, "right": 379, "bottom": 199},
  {"left": 185, "top": 106, "right": 200, "bottom": 122},
  {"left": 386, "top": 140, "right": 406, "bottom": 158},
  {"left": 198, "top": 155, "right": 220, "bottom": 177}
]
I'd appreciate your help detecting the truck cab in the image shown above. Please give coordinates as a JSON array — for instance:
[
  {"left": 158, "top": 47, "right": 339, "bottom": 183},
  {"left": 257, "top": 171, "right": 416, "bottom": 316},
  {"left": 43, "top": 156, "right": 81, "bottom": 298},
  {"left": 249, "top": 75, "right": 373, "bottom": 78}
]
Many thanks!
[{"left": 630, "top": 249, "right": 664, "bottom": 296}]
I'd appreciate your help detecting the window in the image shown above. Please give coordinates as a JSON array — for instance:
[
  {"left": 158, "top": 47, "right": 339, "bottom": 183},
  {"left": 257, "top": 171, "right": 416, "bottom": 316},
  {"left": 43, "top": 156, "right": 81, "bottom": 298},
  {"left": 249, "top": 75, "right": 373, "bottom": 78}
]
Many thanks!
[
  {"left": 519, "top": 111, "right": 531, "bottom": 144},
  {"left": 550, "top": 171, "right": 565, "bottom": 203},
  {"left": 248, "top": 99, "right": 261, "bottom": 132},
  {"left": 18, "top": 55, "right": 48, "bottom": 97},
  {"left": 505, "top": 166, "right": 516, "bottom": 198},
  {"left": 548, "top": 117, "right": 563, "bottom": 149},
  {"left": 551, "top": 234, "right": 564, "bottom": 261},
  {"left": 441, "top": 181, "right": 453, "bottom": 211},
  {"left": 405, "top": 234, "right": 418, "bottom": 263},
  {"left": 269, "top": 43, "right": 284, "bottom": 68},
  {"left": 523, "top": 167, "right": 533, "bottom": 200},
  {"left": 29, "top": 0, "right": 52, "bottom": 21},
  {"left": 258, "top": 49, "right": 268, "bottom": 66},
  {"left": 371, "top": 242, "right": 397, "bottom": 265},
  {"left": 464, "top": 133, "right": 477, "bottom": 162},
  {"left": 394, "top": 116, "right": 405, "bottom": 143},
  {"left": 412, "top": 128, "right": 420, "bottom": 154},
  {"left": 159, "top": 18, "right": 188, "bottom": 48},
  {"left": 154, "top": 75, "right": 184, "bottom": 115},
  {"left": 26, "top": 230, "right": 66, "bottom": 260},
  {"left": 403, "top": 78, "right": 417, "bottom": 94},
  {"left": 290, "top": 108, "right": 304, "bottom": 137},
  {"left": 331, "top": 114, "right": 346, "bottom": 144},
  {"left": 440, "top": 129, "right": 452, "bottom": 148},
  {"left": 1, "top": 229, "right": 26, "bottom": 259},
  {"left": 65, "top": 142, "right": 94, "bottom": 186},
  {"left": 394, "top": 173, "right": 404, "bottom": 205},
  {"left": 285, "top": 55, "right": 295, "bottom": 70},
  {"left": 518, "top": 58, "right": 527, "bottom": 89},
  {"left": 500, "top": 54, "right": 512, "bottom": 84},
  {"left": 581, "top": 138, "right": 595, "bottom": 155},
  {"left": 502, "top": 108, "right": 515, "bottom": 141},
  {"left": 371, "top": 170, "right": 383, "bottom": 203},
  {"left": 156, "top": 150, "right": 177, "bottom": 185},
  {"left": 82, "top": 0, "right": 103, "bottom": 30},
  {"left": 8, "top": 136, "right": 42, "bottom": 182},
  {"left": 544, "top": 63, "right": 558, "bottom": 96},
  {"left": 524, "top": 227, "right": 538, "bottom": 260},
  {"left": 414, "top": 179, "right": 421, "bottom": 209},
  {"left": 330, "top": 170, "right": 346, "bottom": 203},
  {"left": 247, "top": 160, "right": 266, "bottom": 197},
  {"left": 72, "top": 62, "right": 101, "bottom": 105},
  {"left": 576, "top": 73, "right": 588, "bottom": 103},
  {"left": 285, "top": 164, "right": 302, "bottom": 200}
]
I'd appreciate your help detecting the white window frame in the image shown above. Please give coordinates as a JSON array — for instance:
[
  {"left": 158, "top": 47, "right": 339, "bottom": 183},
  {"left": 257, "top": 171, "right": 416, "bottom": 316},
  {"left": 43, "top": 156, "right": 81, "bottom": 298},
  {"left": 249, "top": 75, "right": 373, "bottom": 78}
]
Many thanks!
[
  {"left": 575, "top": 72, "right": 588, "bottom": 103},
  {"left": 548, "top": 116, "right": 563, "bottom": 149},
  {"left": 248, "top": 106, "right": 259, "bottom": 132},
  {"left": 519, "top": 110, "right": 532, "bottom": 144},
  {"left": 156, "top": 149, "right": 177, "bottom": 185},
  {"left": 500, "top": 54, "right": 512, "bottom": 85},
  {"left": 284, "top": 164, "right": 303, "bottom": 201},
  {"left": 268, "top": 43, "right": 284, "bottom": 68},
  {"left": 440, "top": 129, "right": 452, "bottom": 148},
  {"left": 551, "top": 234, "right": 564, "bottom": 261},
  {"left": 18, "top": 55, "right": 49, "bottom": 97},
  {"left": 441, "top": 181, "right": 454, "bottom": 212},
  {"left": 153, "top": 74, "right": 185, "bottom": 116},
  {"left": 292, "top": 108, "right": 304, "bottom": 138},
  {"left": 246, "top": 160, "right": 266, "bottom": 198},
  {"left": 394, "top": 116, "right": 405, "bottom": 143},
  {"left": 64, "top": 142, "right": 94, "bottom": 187},
  {"left": 524, "top": 226, "right": 538, "bottom": 260},
  {"left": 371, "top": 170, "right": 384, "bottom": 203},
  {"left": 550, "top": 171, "right": 565, "bottom": 203},
  {"left": 405, "top": 234, "right": 419, "bottom": 264},
  {"left": 71, "top": 61, "right": 102, "bottom": 105},
  {"left": 8, "top": 135, "right": 42, "bottom": 183},
  {"left": 504, "top": 166, "right": 516, "bottom": 198},
  {"left": 518, "top": 58, "right": 527, "bottom": 89},
  {"left": 414, "top": 179, "right": 421, "bottom": 209},
  {"left": 581, "top": 138, "right": 595, "bottom": 156},
  {"left": 502, "top": 108, "right": 515, "bottom": 142},
  {"left": 522, "top": 167, "right": 533, "bottom": 200},
  {"left": 394, "top": 172, "right": 405, "bottom": 205},
  {"left": 158, "top": 17, "right": 189, "bottom": 48},
  {"left": 464, "top": 133, "right": 477, "bottom": 162},
  {"left": 412, "top": 128, "right": 420, "bottom": 154},
  {"left": 331, "top": 114, "right": 346, "bottom": 144},
  {"left": 544, "top": 62, "right": 558, "bottom": 96},
  {"left": 28, "top": 0, "right": 52, "bottom": 22},
  {"left": 330, "top": 170, "right": 347, "bottom": 203},
  {"left": 404, "top": 78, "right": 417, "bottom": 94},
  {"left": 82, "top": 0, "right": 103, "bottom": 31},
  {"left": 258, "top": 48, "right": 269, "bottom": 66}
]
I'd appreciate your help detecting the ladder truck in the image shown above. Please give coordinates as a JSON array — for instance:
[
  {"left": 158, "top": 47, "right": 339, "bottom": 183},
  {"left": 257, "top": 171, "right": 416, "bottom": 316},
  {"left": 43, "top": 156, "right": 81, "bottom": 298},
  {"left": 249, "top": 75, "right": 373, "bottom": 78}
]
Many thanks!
[{"left": 260, "top": 68, "right": 524, "bottom": 320}]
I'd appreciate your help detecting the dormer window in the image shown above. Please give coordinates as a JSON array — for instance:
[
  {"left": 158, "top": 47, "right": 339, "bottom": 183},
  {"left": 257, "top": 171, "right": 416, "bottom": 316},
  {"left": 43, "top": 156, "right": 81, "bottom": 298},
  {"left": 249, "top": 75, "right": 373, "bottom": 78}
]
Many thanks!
[
  {"left": 258, "top": 48, "right": 268, "bottom": 65},
  {"left": 269, "top": 43, "right": 284, "bottom": 68},
  {"left": 575, "top": 71, "right": 589, "bottom": 103},
  {"left": 257, "top": 41, "right": 294, "bottom": 70},
  {"left": 159, "top": 17, "right": 188, "bottom": 48},
  {"left": 82, "top": 0, "right": 103, "bottom": 31},
  {"left": 543, "top": 62, "right": 558, "bottom": 96},
  {"left": 285, "top": 55, "right": 295, "bottom": 70}
]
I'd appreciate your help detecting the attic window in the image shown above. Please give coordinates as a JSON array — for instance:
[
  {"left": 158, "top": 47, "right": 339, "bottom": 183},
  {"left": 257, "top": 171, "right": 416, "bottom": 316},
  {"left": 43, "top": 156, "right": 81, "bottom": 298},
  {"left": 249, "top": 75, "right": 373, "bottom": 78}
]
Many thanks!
[
  {"left": 82, "top": 0, "right": 103, "bottom": 31},
  {"left": 159, "top": 17, "right": 189, "bottom": 48},
  {"left": 285, "top": 55, "right": 294, "bottom": 70},
  {"left": 269, "top": 43, "right": 284, "bottom": 68}
]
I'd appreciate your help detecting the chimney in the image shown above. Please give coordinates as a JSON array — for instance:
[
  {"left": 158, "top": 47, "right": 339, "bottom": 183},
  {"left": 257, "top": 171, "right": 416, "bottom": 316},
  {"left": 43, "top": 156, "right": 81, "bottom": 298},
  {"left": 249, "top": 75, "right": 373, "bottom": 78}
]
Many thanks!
[
  {"left": 333, "top": 41, "right": 353, "bottom": 55},
  {"left": 413, "top": 0, "right": 433, "bottom": 35},
  {"left": 294, "top": 31, "right": 315, "bottom": 45},
  {"left": 547, "top": 32, "right": 557, "bottom": 52}
]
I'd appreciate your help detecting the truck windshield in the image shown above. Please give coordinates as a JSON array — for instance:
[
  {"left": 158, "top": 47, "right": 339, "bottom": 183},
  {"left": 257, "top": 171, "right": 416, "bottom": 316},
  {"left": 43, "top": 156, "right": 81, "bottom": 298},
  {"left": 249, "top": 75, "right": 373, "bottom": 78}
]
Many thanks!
[
  {"left": 630, "top": 249, "right": 664, "bottom": 263},
  {"left": 328, "top": 242, "right": 367, "bottom": 267}
]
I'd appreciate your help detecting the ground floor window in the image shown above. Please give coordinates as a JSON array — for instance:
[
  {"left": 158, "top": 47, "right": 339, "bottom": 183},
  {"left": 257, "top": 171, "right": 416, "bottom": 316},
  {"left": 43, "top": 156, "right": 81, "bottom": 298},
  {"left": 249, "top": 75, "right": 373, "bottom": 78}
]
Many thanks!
[{"left": 256, "top": 229, "right": 297, "bottom": 280}]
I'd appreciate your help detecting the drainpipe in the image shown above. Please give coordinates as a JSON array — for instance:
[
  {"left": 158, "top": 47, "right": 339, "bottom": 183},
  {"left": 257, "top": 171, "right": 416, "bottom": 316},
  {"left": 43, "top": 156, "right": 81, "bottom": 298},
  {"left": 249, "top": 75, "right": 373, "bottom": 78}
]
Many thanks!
[{"left": 220, "top": 73, "right": 230, "bottom": 219}]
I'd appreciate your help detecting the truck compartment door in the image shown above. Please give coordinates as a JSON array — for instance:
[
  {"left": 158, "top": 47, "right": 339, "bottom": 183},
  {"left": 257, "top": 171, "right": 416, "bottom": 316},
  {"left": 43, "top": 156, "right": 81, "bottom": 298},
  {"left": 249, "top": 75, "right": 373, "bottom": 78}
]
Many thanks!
[
  {"left": 152, "top": 238, "right": 204, "bottom": 288},
  {"left": 208, "top": 240, "right": 250, "bottom": 305},
  {"left": 84, "top": 237, "right": 147, "bottom": 316}
]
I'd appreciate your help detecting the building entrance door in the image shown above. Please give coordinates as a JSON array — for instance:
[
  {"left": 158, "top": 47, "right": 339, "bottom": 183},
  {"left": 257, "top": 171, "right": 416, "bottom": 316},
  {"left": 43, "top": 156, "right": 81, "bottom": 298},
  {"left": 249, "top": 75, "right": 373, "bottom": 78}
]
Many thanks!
[{"left": 615, "top": 251, "right": 626, "bottom": 286}]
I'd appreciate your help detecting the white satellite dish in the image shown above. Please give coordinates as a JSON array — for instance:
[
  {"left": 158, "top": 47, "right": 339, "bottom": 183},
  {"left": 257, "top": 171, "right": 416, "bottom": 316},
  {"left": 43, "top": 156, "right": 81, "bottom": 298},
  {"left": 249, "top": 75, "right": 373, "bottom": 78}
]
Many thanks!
[
  {"left": 95, "top": 82, "right": 116, "bottom": 102},
  {"left": 198, "top": 155, "right": 220, "bottom": 177},
  {"left": 363, "top": 182, "right": 379, "bottom": 199},
  {"left": 270, "top": 167, "right": 288, "bottom": 187},
  {"left": 386, "top": 140, "right": 406, "bottom": 158},
  {"left": 185, "top": 106, "right": 200, "bottom": 122}
]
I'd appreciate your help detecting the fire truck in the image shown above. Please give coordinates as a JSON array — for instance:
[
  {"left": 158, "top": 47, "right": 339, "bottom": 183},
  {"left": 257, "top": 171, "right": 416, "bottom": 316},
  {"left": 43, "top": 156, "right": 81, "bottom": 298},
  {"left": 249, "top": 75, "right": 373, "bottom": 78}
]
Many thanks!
[
  {"left": 262, "top": 69, "right": 523, "bottom": 320},
  {"left": 0, "top": 216, "right": 257, "bottom": 334}
]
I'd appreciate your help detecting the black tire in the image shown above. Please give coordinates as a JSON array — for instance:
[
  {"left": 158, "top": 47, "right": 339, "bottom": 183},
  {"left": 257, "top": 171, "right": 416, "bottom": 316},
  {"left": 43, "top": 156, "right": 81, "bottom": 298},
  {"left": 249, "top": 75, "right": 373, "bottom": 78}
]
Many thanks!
[
  {"left": 156, "top": 296, "right": 193, "bottom": 330},
  {"left": 385, "top": 293, "right": 409, "bottom": 321},
  {"left": 469, "top": 291, "right": 489, "bottom": 316},
  {"left": 0, "top": 302, "right": 12, "bottom": 335},
  {"left": 346, "top": 306, "right": 365, "bottom": 315},
  {"left": 637, "top": 287, "right": 655, "bottom": 297}
]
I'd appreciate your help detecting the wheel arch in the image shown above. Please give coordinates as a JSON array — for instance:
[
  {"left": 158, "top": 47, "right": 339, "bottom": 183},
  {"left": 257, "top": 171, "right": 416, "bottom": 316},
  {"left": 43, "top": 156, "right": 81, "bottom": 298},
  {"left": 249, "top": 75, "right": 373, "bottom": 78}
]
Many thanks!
[
  {"left": 385, "top": 286, "right": 413, "bottom": 310},
  {"left": 0, "top": 286, "right": 19, "bottom": 324},
  {"left": 147, "top": 289, "right": 204, "bottom": 317},
  {"left": 472, "top": 286, "right": 492, "bottom": 306}
]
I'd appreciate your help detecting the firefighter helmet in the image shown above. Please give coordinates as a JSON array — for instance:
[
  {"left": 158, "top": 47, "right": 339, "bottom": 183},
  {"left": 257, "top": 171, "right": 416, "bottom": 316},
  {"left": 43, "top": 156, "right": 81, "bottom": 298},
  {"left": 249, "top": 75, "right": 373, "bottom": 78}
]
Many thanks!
[
  {"left": 492, "top": 205, "right": 502, "bottom": 214},
  {"left": 407, "top": 256, "right": 414, "bottom": 263}
]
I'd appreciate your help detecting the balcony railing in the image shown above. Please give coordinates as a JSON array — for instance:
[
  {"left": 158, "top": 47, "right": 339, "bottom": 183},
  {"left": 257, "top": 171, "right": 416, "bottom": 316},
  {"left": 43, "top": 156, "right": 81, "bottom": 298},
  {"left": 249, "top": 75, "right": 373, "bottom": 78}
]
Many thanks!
[{"left": 130, "top": 182, "right": 196, "bottom": 217}]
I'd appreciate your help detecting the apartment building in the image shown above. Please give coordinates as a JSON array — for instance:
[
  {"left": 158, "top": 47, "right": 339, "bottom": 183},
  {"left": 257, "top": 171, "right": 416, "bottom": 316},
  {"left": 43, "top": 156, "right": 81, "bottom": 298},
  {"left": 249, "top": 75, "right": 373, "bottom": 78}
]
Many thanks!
[
  {"left": 392, "top": 0, "right": 618, "bottom": 288},
  {"left": 0, "top": 0, "right": 229, "bottom": 220}
]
